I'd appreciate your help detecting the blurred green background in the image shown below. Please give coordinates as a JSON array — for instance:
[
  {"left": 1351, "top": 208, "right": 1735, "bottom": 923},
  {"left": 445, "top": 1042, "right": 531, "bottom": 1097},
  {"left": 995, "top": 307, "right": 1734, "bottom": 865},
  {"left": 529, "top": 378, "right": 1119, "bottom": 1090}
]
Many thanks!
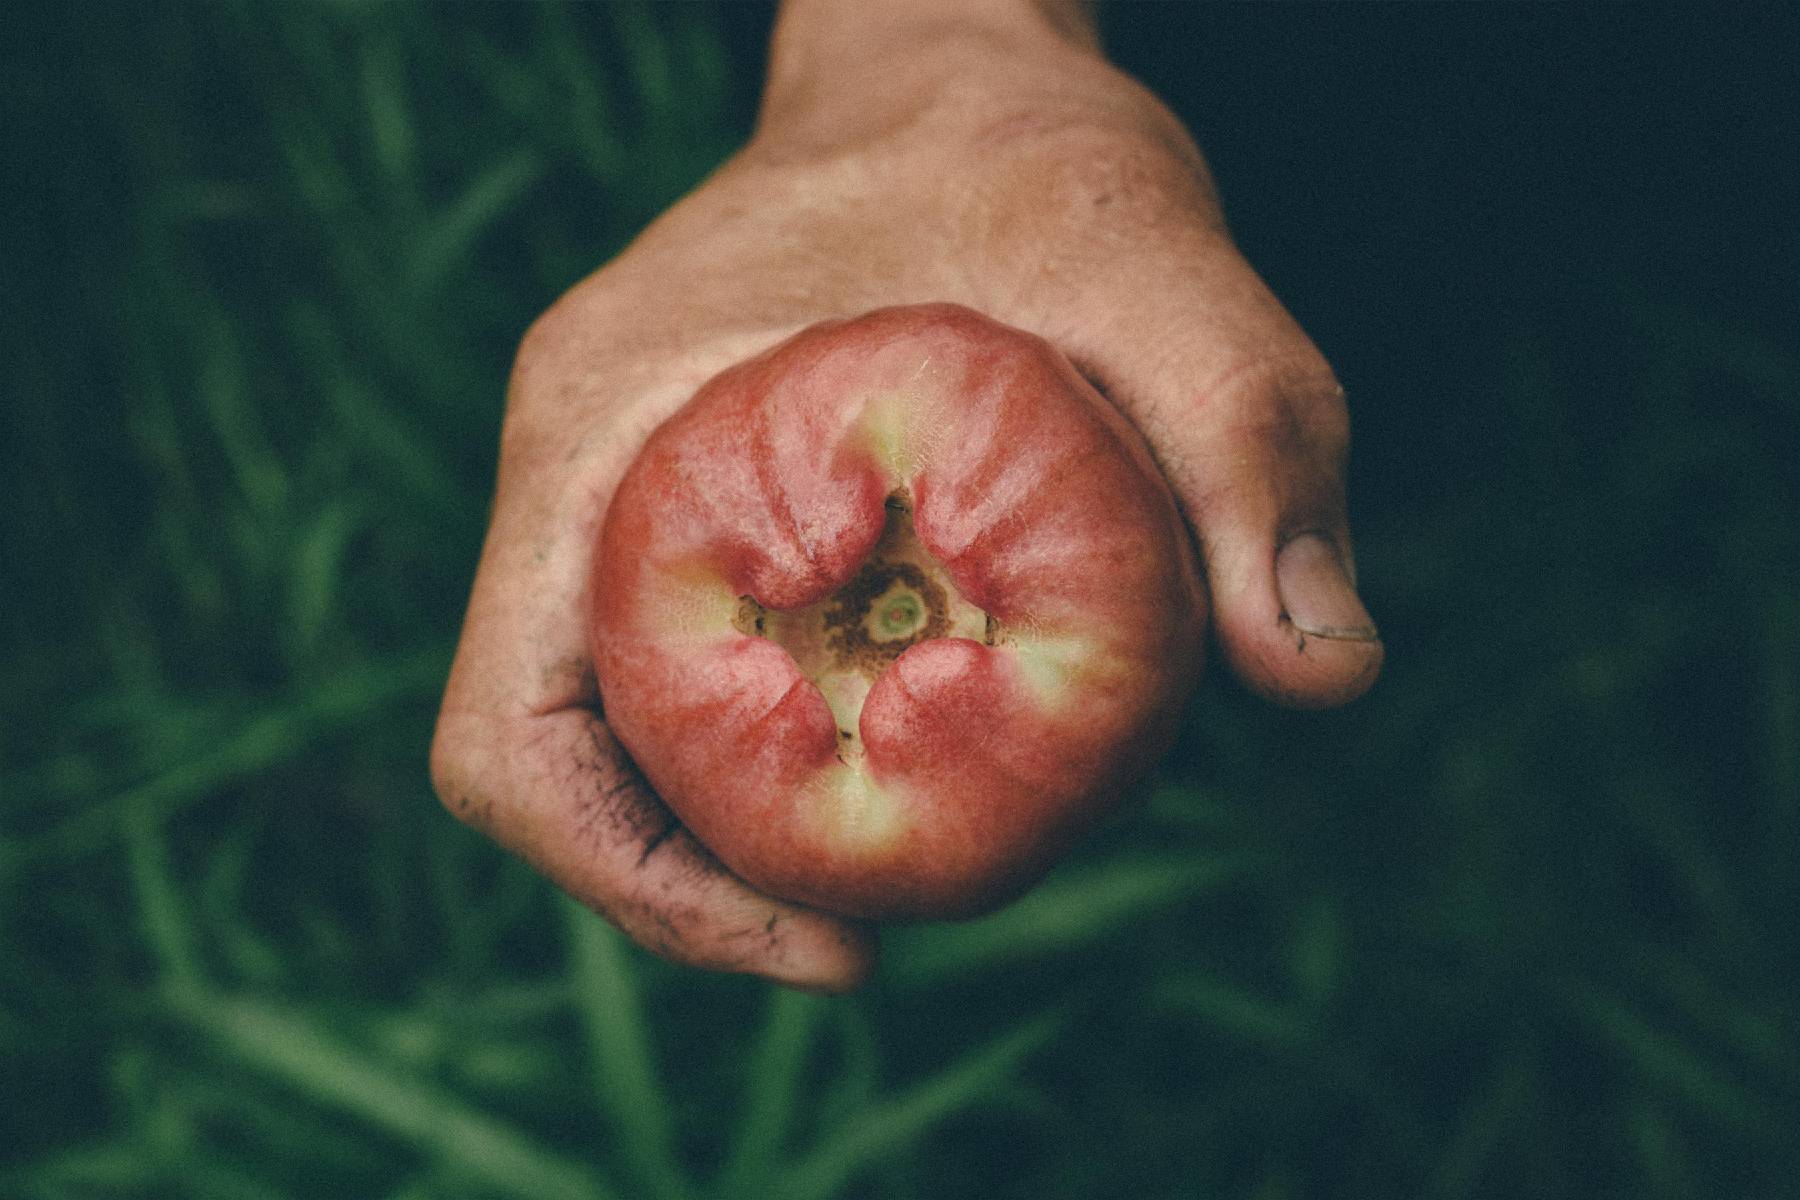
[{"left": 3, "top": 4, "right": 1796, "bottom": 1198}]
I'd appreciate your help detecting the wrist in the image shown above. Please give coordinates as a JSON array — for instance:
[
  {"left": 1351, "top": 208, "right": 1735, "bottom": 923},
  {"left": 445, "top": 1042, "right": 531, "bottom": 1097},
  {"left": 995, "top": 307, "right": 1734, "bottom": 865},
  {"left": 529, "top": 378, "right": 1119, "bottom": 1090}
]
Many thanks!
[
  {"left": 761, "top": 0, "right": 1099, "bottom": 145},
  {"left": 771, "top": 0, "right": 1096, "bottom": 73}
]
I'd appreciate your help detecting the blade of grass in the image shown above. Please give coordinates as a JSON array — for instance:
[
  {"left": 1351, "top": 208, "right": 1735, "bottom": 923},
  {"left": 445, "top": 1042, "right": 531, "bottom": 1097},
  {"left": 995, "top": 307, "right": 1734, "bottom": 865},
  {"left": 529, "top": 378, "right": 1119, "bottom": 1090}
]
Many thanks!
[
  {"left": 812, "top": 1000, "right": 883, "bottom": 1134},
  {"left": 3, "top": 1139, "right": 157, "bottom": 1196},
  {"left": 409, "top": 149, "right": 545, "bottom": 295},
  {"left": 610, "top": 3, "right": 675, "bottom": 132},
  {"left": 122, "top": 799, "right": 202, "bottom": 996},
  {"left": 172, "top": 1071, "right": 408, "bottom": 1181},
  {"left": 357, "top": 33, "right": 419, "bottom": 201},
  {"left": 562, "top": 897, "right": 696, "bottom": 1200},
  {"left": 1144, "top": 779, "right": 1244, "bottom": 830},
  {"left": 196, "top": 306, "right": 291, "bottom": 526},
  {"left": 538, "top": 3, "right": 625, "bottom": 181},
  {"left": 1153, "top": 971, "right": 1313, "bottom": 1050},
  {"left": 1428, "top": 1048, "right": 1533, "bottom": 1200},
  {"left": 1563, "top": 980, "right": 1775, "bottom": 1137},
  {"left": 780, "top": 1015, "right": 1061, "bottom": 1200},
  {"left": 287, "top": 499, "right": 362, "bottom": 658},
  {"left": 712, "top": 988, "right": 825, "bottom": 1195},
  {"left": 169, "top": 1157, "right": 293, "bottom": 1200},
  {"left": 427, "top": 825, "right": 543, "bottom": 979},
  {"left": 1608, "top": 767, "right": 1749, "bottom": 943},
  {"left": 1647, "top": 952, "right": 1795, "bottom": 1079},
  {"left": 5, "top": 647, "right": 448, "bottom": 873},
  {"left": 167, "top": 988, "right": 618, "bottom": 1200},
  {"left": 322, "top": 373, "right": 473, "bottom": 517},
  {"left": 421, "top": 979, "right": 575, "bottom": 1028},
  {"left": 197, "top": 819, "right": 286, "bottom": 986},
  {"left": 883, "top": 852, "right": 1253, "bottom": 987},
  {"left": 1287, "top": 897, "right": 1346, "bottom": 1008},
  {"left": 281, "top": 300, "right": 470, "bottom": 517},
  {"left": 1627, "top": 1097, "right": 1693, "bottom": 1200}
]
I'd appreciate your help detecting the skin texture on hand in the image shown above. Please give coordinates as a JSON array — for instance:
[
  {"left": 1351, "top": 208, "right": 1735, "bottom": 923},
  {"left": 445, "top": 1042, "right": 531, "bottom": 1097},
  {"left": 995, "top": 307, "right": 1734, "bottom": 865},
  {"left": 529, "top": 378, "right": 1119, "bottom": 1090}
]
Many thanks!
[{"left": 431, "top": 0, "right": 1383, "bottom": 992}]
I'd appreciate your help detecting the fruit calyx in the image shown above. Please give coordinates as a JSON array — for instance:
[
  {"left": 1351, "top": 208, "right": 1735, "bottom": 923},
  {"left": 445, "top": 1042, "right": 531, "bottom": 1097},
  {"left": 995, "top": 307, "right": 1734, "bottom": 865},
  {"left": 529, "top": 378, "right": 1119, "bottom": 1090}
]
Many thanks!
[{"left": 732, "top": 491, "right": 992, "bottom": 755}]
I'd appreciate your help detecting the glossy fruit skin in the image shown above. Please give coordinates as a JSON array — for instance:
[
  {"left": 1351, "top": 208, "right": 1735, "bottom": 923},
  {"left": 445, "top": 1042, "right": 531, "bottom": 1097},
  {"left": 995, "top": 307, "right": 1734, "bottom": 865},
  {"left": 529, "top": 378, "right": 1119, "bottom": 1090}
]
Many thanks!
[{"left": 591, "top": 304, "right": 1203, "bottom": 920}]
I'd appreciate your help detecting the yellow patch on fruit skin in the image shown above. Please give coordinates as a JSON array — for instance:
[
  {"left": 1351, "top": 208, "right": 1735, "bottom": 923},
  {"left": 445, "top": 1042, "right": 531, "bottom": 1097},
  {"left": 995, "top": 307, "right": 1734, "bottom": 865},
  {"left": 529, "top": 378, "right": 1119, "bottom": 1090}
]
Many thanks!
[
  {"left": 1001, "top": 630, "right": 1108, "bottom": 711},
  {"left": 858, "top": 358, "right": 953, "bottom": 483},
  {"left": 640, "top": 561, "right": 742, "bottom": 644},
  {"left": 803, "top": 760, "right": 907, "bottom": 855},
  {"left": 810, "top": 671, "right": 873, "bottom": 743}
]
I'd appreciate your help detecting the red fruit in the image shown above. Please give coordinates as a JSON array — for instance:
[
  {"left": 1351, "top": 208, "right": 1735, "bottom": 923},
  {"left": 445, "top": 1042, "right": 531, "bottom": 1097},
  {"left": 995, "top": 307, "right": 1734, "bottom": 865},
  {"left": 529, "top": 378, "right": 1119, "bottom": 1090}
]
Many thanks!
[{"left": 591, "top": 304, "right": 1203, "bottom": 919}]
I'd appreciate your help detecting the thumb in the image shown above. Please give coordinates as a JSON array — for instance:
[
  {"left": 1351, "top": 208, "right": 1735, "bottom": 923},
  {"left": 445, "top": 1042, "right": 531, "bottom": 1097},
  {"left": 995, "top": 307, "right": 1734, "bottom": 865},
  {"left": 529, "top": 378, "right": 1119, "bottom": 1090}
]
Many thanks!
[{"left": 1054, "top": 247, "right": 1383, "bottom": 708}]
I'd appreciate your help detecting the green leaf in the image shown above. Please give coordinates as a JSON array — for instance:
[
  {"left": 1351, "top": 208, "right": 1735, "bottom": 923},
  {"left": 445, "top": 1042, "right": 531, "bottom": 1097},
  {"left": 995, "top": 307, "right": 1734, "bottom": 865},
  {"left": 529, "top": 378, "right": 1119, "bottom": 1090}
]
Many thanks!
[
  {"left": 357, "top": 34, "right": 418, "bottom": 197},
  {"left": 196, "top": 308, "right": 291, "bottom": 527},
  {"left": 1430, "top": 1048, "right": 1534, "bottom": 1198},
  {"left": 1627, "top": 1097, "right": 1694, "bottom": 1200},
  {"left": 3, "top": 1139, "right": 157, "bottom": 1196},
  {"left": 1648, "top": 952, "right": 1795, "bottom": 1078}
]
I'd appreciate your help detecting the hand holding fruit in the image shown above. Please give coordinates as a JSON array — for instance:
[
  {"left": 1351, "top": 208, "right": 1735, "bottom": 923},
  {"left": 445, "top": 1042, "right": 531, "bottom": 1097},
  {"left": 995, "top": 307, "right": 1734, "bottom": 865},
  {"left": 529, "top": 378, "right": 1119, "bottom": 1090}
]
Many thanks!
[{"left": 432, "top": 0, "right": 1381, "bottom": 991}]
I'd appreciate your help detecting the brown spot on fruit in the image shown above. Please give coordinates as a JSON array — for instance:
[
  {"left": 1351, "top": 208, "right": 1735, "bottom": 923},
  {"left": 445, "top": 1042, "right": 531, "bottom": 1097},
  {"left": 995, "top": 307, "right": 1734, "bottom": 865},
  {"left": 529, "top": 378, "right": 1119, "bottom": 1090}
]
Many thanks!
[{"left": 819, "top": 559, "right": 950, "bottom": 673}]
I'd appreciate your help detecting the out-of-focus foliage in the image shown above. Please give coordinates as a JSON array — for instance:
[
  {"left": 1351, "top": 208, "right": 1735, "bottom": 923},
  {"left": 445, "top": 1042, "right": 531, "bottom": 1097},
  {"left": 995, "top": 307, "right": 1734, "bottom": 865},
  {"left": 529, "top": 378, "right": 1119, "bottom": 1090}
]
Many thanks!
[{"left": 2, "top": 4, "right": 1795, "bottom": 1198}]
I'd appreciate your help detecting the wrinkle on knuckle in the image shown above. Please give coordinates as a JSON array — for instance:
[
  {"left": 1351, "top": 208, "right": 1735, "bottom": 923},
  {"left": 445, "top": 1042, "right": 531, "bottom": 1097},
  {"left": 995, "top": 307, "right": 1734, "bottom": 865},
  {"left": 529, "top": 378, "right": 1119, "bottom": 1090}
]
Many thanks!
[
  {"left": 1146, "top": 364, "right": 1350, "bottom": 533},
  {"left": 1193, "top": 355, "right": 1349, "bottom": 458}
]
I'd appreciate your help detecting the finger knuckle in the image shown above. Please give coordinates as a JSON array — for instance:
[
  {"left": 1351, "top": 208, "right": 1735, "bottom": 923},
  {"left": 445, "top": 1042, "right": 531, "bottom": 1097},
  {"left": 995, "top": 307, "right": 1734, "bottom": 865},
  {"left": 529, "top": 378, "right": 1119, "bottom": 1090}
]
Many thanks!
[
  {"left": 509, "top": 297, "right": 577, "bottom": 402},
  {"left": 1206, "top": 353, "right": 1350, "bottom": 461},
  {"left": 428, "top": 712, "right": 490, "bottom": 831}
]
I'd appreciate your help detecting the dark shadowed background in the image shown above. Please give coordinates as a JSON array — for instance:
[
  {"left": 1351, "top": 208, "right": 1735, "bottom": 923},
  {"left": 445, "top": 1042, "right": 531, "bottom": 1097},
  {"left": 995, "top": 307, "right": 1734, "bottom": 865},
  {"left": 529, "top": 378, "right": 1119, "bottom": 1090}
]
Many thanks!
[{"left": 3, "top": 4, "right": 1796, "bottom": 1198}]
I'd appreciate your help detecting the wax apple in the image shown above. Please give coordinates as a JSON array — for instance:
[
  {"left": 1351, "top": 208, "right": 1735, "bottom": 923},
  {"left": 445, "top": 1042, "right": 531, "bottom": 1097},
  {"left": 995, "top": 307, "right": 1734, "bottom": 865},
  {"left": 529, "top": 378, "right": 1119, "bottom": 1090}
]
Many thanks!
[{"left": 591, "top": 305, "right": 1202, "bottom": 920}]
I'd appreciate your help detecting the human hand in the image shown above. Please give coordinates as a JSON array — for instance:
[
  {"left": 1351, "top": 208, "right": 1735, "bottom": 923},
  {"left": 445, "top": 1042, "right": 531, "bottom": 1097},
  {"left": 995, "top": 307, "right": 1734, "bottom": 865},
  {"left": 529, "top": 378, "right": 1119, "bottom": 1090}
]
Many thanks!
[{"left": 431, "top": 0, "right": 1382, "bottom": 992}]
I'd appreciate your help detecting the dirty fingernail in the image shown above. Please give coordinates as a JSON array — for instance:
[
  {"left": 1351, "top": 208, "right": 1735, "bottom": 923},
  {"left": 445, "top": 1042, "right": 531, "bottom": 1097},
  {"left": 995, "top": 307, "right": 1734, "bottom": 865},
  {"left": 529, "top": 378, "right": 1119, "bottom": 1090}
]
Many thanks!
[{"left": 1276, "top": 533, "right": 1380, "bottom": 642}]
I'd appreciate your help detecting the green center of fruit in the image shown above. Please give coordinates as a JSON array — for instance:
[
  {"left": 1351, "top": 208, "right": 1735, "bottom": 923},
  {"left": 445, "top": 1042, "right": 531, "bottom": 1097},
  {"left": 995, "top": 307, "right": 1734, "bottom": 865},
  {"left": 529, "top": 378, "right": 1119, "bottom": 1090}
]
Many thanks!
[
  {"left": 871, "top": 585, "right": 926, "bottom": 641},
  {"left": 829, "top": 560, "right": 945, "bottom": 663},
  {"left": 734, "top": 492, "right": 993, "bottom": 751}
]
